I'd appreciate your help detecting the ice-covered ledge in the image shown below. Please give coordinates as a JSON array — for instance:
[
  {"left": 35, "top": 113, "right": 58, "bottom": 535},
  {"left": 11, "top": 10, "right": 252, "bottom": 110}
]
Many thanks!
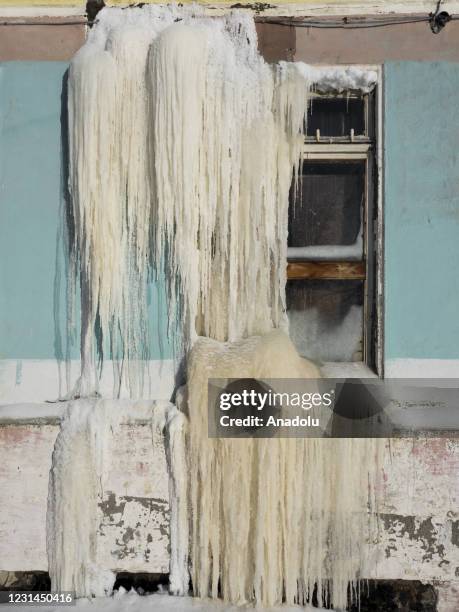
[
  {"left": 0, "top": 359, "right": 176, "bottom": 405},
  {"left": 0, "top": 401, "right": 160, "bottom": 426},
  {"left": 0, "top": 361, "right": 375, "bottom": 425}
]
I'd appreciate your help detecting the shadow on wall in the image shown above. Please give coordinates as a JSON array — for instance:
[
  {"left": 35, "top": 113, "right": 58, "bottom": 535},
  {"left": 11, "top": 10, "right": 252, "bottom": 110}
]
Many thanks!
[{"left": 53, "top": 68, "right": 76, "bottom": 374}]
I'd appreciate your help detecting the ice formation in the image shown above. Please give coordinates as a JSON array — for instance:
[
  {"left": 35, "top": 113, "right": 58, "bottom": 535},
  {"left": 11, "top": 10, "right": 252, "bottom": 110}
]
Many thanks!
[
  {"left": 186, "top": 330, "right": 380, "bottom": 608},
  {"left": 47, "top": 398, "right": 184, "bottom": 599},
  {"left": 67, "top": 6, "right": 183, "bottom": 397},
  {"left": 67, "top": 6, "right": 377, "bottom": 389},
  {"left": 47, "top": 400, "right": 129, "bottom": 597},
  {"left": 287, "top": 233, "right": 363, "bottom": 261},
  {"left": 60, "top": 5, "right": 382, "bottom": 610},
  {"left": 148, "top": 15, "right": 311, "bottom": 345},
  {"left": 291, "top": 64, "right": 378, "bottom": 94},
  {"left": 153, "top": 401, "right": 190, "bottom": 596}
]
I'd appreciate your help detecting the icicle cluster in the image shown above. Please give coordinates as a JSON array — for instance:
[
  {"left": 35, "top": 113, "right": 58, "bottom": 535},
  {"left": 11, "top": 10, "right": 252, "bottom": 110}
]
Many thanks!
[
  {"left": 67, "top": 6, "right": 182, "bottom": 397},
  {"left": 47, "top": 398, "right": 184, "bottom": 599},
  {"left": 148, "top": 15, "right": 310, "bottom": 344},
  {"left": 67, "top": 6, "right": 377, "bottom": 393},
  {"left": 65, "top": 6, "right": 382, "bottom": 610},
  {"left": 67, "top": 7, "right": 310, "bottom": 397},
  {"left": 47, "top": 399, "right": 126, "bottom": 597},
  {"left": 187, "top": 330, "right": 381, "bottom": 609},
  {"left": 153, "top": 401, "right": 190, "bottom": 596}
]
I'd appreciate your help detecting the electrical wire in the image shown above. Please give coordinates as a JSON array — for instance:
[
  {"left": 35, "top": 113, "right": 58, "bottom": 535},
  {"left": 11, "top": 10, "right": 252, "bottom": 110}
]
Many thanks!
[
  {"left": 256, "top": 14, "right": 458, "bottom": 29},
  {"left": 1, "top": 0, "right": 457, "bottom": 30},
  {"left": 2, "top": 15, "right": 458, "bottom": 28}
]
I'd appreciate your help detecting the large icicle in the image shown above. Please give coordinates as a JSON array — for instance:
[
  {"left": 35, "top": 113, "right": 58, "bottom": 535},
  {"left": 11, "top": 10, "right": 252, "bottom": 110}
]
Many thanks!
[
  {"left": 67, "top": 5, "right": 376, "bottom": 389},
  {"left": 153, "top": 401, "right": 190, "bottom": 596},
  {"left": 67, "top": 7, "right": 181, "bottom": 397},
  {"left": 149, "top": 15, "right": 310, "bottom": 345},
  {"left": 64, "top": 6, "right": 382, "bottom": 610},
  {"left": 47, "top": 399, "right": 128, "bottom": 597},
  {"left": 187, "top": 331, "right": 381, "bottom": 609},
  {"left": 47, "top": 396, "right": 187, "bottom": 599}
]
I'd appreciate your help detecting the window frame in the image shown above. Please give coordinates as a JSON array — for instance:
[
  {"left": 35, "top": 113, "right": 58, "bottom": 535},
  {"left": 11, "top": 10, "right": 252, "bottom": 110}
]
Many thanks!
[{"left": 286, "top": 75, "right": 382, "bottom": 374}]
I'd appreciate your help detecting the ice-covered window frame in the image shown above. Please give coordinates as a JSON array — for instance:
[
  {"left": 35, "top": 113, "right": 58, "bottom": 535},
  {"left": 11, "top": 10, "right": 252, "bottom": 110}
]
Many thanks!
[{"left": 287, "top": 86, "right": 378, "bottom": 372}]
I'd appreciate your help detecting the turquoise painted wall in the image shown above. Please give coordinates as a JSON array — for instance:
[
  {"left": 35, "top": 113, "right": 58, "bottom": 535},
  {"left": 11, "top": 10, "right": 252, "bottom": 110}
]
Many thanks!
[
  {"left": 2, "top": 61, "right": 459, "bottom": 362},
  {"left": 0, "top": 62, "right": 172, "bottom": 361},
  {"left": 0, "top": 62, "right": 66, "bottom": 359},
  {"left": 384, "top": 61, "right": 459, "bottom": 360}
]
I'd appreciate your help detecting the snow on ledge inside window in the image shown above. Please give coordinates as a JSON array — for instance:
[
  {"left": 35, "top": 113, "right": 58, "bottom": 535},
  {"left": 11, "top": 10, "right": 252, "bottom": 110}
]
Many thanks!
[
  {"left": 287, "top": 236, "right": 363, "bottom": 261},
  {"left": 286, "top": 63, "right": 378, "bottom": 93}
]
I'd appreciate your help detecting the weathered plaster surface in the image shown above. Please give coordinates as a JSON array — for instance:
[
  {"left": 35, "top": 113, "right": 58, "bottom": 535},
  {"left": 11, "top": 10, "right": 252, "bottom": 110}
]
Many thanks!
[
  {"left": 1, "top": 423, "right": 457, "bottom": 592},
  {"left": 0, "top": 422, "right": 170, "bottom": 574},
  {"left": 2, "top": 1, "right": 458, "bottom": 15},
  {"left": 0, "top": 20, "right": 85, "bottom": 61},
  {"left": 294, "top": 22, "right": 459, "bottom": 64}
]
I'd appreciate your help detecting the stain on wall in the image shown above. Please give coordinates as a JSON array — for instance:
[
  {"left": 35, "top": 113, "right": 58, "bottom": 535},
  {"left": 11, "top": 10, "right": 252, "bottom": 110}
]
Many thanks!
[
  {"left": 0, "top": 20, "right": 85, "bottom": 62},
  {"left": 256, "top": 22, "right": 295, "bottom": 62}
]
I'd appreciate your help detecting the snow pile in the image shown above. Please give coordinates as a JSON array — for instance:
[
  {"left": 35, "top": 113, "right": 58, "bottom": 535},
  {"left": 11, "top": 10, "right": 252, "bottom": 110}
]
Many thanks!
[
  {"left": 187, "top": 330, "right": 381, "bottom": 609},
  {"left": 290, "top": 63, "right": 378, "bottom": 94}
]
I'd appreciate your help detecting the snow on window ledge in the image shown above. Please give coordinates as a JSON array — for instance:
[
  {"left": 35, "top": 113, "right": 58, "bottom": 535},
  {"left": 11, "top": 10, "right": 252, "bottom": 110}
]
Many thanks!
[{"left": 321, "top": 361, "right": 377, "bottom": 378}]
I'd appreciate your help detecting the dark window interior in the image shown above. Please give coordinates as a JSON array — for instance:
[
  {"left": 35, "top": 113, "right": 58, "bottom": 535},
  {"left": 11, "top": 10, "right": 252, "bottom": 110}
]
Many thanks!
[
  {"left": 288, "top": 161, "right": 365, "bottom": 249},
  {"left": 306, "top": 96, "right": 366, "bottom": 137}
]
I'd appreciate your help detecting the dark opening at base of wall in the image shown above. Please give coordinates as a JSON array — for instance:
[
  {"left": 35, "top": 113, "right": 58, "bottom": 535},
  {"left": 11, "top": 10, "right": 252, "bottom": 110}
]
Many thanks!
[
  {"left": 112, "top": 572, "right": 169, "bottom": 593},
  {"left": 0, "top": 572, "right": 51, "bottom": 592},
  {"left": 348, "top": 579, "right": 438, "bottom": 611},
  {"left": 0, "top": 573, "right": 439, "bottom": 610}
]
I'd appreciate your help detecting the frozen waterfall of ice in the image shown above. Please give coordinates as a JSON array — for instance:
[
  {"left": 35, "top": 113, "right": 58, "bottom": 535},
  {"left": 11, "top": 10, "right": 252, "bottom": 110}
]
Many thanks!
[{"left": 52, "top": 5, "right": 382, "bottom": 609}]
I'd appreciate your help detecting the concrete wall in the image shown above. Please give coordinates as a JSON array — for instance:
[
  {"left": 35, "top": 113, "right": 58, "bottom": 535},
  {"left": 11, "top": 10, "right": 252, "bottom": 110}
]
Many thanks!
[
  {"left": 0, "top": 417, "right": 457, "bottom": 604},
  {"left": 0, "top": 416, "right": 170, "bottom": 574},
  {"left": 293, "top": 21, "right": 459, "bottom": 64}
]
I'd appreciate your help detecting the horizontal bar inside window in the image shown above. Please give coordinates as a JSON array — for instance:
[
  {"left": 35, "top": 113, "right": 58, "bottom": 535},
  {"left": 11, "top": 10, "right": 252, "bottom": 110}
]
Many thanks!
[{"left": 287, "top": 261, "right": 366, "bottom": 280}]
